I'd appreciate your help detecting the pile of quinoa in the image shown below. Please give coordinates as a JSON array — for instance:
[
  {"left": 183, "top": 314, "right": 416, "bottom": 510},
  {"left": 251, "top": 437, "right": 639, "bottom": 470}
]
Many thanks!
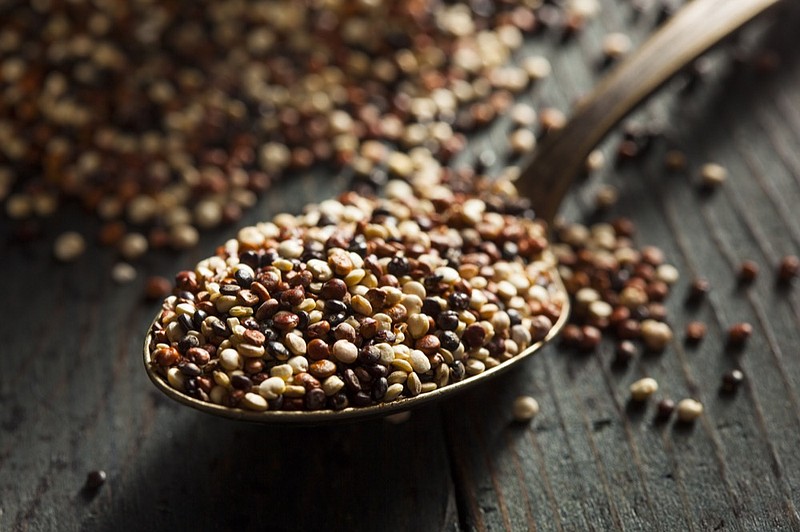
[
  {"left": 551, "top": 218, "right": 680, "bottom": 356},
  {"left": 147, "top": 175, "right": 566, "bottom": 412},
  {"left": 0, "top": 0, "right": 589, "bottom": 254}
]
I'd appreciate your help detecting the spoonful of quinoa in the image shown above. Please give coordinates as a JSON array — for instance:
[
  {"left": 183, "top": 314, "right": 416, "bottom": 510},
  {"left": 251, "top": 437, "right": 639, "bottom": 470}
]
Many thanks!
[
  {"left": 145, "top": 174, "right": 569, "bottom": 421},
  {"left": 144, "top": 0, "right": 779, "bottom": 422}
]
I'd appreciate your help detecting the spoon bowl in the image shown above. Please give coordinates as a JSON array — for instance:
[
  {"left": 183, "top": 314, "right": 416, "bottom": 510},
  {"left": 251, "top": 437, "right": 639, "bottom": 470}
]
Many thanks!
[
  {"left": 144, "top": 177, "right": 570, "bottom": 423},
  {"left": 144, "top": 275, "right": 570, "bottom": 424}
]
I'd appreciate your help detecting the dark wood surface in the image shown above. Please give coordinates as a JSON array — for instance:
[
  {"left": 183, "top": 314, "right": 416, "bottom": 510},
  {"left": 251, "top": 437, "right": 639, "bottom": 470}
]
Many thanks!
[{"left": 3, "top": 2, "right": 800, "bottom": 531}]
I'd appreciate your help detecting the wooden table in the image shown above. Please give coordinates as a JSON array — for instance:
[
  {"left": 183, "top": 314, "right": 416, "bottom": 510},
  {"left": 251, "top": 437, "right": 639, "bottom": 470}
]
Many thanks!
[{"left": 3, "top": 2, "right": 800, "bottom": 530}]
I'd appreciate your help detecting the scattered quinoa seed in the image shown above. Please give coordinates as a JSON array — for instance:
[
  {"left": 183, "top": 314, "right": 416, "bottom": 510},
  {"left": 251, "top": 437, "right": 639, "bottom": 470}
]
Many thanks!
[
  {"left": 699, "top": 162, "right": 727, "bottom": 188},
  {"left": 615, "top": 139, "right": 639, "bottom": 163},
  {"left": 727, "top": 322, "right": 753, "bottom": 347},
  {"left": 53, "top": 232, "right": 86, "bottom": 262},
  {"left": 656, "top": 398, "right": 675, "bottom": 420},
  {"left": 119, "top": 233, "right": 148, "bottom": 261},
  {"left": 687, "top": 277, "right": 710, "bottom": 303},
  {"left": 585, "top": 149, "right": 606, "bottom": 173},
  {"left": 614, "top": 340, "right": 638, "bottom": 366},
  {"left": 510, "top": 103, "right": 537, "bottom": 127},
  {"left": 509, "top": 128, "right": 537, "bottom": 155},
  {"left": 684, "top": 321, "right": 707, "bottom": 343},
  {"left": 721, "top": 369, "right": 745, "bottom": 392},
  {"left": 777, "top": 255, "right": 800, "bottom": 284},
  {"left": 111, "top": 263, "right": 137, "bottom": 284},
  {"left": 630, "top": 377, "right": 659, "bottom": 401},
  {"left": 85, "top": 470, "right": 107, "bottom": 490},
  {"left": 539, "top": 107, "right": 567, "bottom": 133},
  {"left": 738, "top": 260, "right": 759, "bottom": 283},
  {"left": 512, "top": 395, "right": 541, "bottom": 422},
  {"left": 602, "top": 32, "right": 632, "bottom": 61},
  {"left": 676, "top": 398, "right": 703, "bottom": 422}
]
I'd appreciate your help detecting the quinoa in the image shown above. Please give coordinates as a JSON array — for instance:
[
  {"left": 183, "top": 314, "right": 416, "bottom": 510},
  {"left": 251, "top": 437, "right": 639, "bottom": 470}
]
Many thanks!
[
  {"left": 0, "top": 0, "right": 578, "bottom": 258},
  {"left": 147, "top": 176, "right": 566, "bottom": 412}
]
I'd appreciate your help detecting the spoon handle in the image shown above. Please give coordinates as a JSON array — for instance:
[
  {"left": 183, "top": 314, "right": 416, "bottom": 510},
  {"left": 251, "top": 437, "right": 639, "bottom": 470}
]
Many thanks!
[{"left": 515, "top": 0, "right": 781, "bottom": 224}]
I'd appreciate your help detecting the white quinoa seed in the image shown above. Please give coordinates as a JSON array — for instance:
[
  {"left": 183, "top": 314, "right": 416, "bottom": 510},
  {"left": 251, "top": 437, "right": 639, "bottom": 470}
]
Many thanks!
[
  {"left": 194, "top": 199, "right": 223, "bottom": 229},
  {"left": 510, "top": 103, "right": 537, "bottom": 127},
  {"left": 465, "top": 359, "right": 485, "bottom": 375},
  {"left": 589, "top": 300, "right": 613, "bottom": 319},
  {"left": 258, "top": 377, "right": 286, "bottom": 400},
  {"left": 391, "top": 359, "right": 414, "bottom": 374},
  {"left": 676, "top": 398, "right": 704, "bottom": 422},
  {"left": 170, "top": 224, "right": 199, "bottom": 249},
  {"left": 167, "top": 367, "right": 185, "bottom": 390},
  {"left": 575, "top": 287, "right": 600, "bottom": 306},
  {"left": 700, "top": 162, "right": 727, "bottom": 187},
  {"left": 620, "top": 285, "right": 648, "bottom": 308},
  {"left": 6, "top": 193, "right": 33, "bottom": 219},
  {"left": 270, "top": 364, "right": 293, "bottom": 381},
  {"left": 629, "top": 377, "right": 659, "bottom": 401},
  {"left": 284, "top": 334, "right": 307, "bottom": 355},
  {"left": 384, "top": 383, "right": 405, "bottom": 402},
  {"left": 219, "top": 348, "right": 241, "bottom": 371},
  {"left": 602, "top": 32, "right": 632, "bottom": 60},
  {"left": 585, "top": 149, "right": 605, "bottom": 172},
  {"left": 210, "top": 386, "right": 226, "bottom": 404},
  {"left": 539, "top": 107, "right": 566, "bottom": 132},
  {"left": 53, "top": 231, "right": 86, "bottom": 262},
  {"left": 407, "top": 314, "right": 430, "bottom": 338},
  {"left": 322, "top": 375, "right": 345, "bottom": 396},
  {"left": 656, "top": 264, "right": 680, "bottom": 284},
  {"left": 287, "top": 356, "right": 308, "bottom": 374},
  {"left": 241, "top": 392, "right": 268, "bottom": 411},
  {"left": 409, "top": 349, "right": 432, "bottom": 374},
  {"left": 521, "top": 55, "right": 551, "bottom": 80},
  {"left": 119, "top": 232, "right": 148, "bottom": 260},
  {"left": 406, "top": 372, "right": 422, "bottom": 396},
  {"left": 567, "top": 0, "right": 601, "bottom": 18},
  {"left": 111, "top": 262, "right": 137, "bottom": 284},
  {"left": 512, "top": 395, "right": 540, "bottom": 422},
  {"left": 332, "top": 340, "right": 358, "bottom": 364},
  {"left": 283, "top": 385, "right": 306, "bottom": 398},
  {"left": 509, "top": 128, "right": 536, "bottom": 155},
  {"left": 641, "top": 320, "right": 673, "bottom": 351}
]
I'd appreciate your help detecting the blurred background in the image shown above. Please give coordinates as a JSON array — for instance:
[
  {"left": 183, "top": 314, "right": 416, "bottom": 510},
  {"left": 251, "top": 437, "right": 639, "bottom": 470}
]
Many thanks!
[{"left": 2, "top": 1, "right": 800, "bottom": 530}]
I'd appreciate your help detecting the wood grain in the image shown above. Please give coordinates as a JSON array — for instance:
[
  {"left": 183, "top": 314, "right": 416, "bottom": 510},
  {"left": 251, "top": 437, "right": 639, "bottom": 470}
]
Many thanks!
[{"left": 3, "top": 1, "right": 800, "bottom": 531}]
